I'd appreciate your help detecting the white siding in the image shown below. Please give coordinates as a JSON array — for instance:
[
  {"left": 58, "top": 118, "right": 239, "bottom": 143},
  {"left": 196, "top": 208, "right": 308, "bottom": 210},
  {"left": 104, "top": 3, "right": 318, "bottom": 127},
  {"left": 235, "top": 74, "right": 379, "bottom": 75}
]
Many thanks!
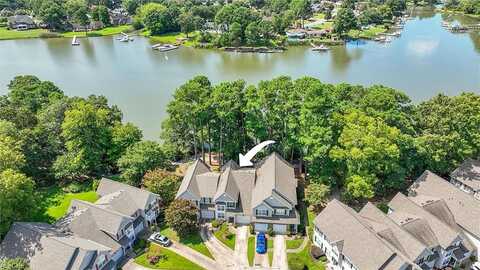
[{"left": 235, "top": 215, "right": 251, "bottom": 224}]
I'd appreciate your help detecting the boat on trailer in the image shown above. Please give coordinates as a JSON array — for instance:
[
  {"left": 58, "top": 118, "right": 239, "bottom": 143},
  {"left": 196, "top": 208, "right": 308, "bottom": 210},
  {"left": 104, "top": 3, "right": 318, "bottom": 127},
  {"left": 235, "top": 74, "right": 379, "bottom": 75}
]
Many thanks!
[
  {"left": 153, "top": 44, "right": 179, "bottom": 52},
  {"left": 311, "top": 43, "right": 330, "bottom": 51},
  {"left": 71, "top": 36, "right": 80, "bottom": 46}
]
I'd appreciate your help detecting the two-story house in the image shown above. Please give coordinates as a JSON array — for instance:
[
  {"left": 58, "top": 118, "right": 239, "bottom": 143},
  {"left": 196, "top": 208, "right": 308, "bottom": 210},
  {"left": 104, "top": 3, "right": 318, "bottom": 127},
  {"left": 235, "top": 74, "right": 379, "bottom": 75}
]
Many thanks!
[
  {"left": 313, "top": 199, "right": 419, "bottom": 270},
  {"left": 450, "top": 159, "right": 480, "bottom": 200},
  {"left": 176, "top": 152, "right": 300, "bottom": 234},
  {"left": 387, "top": 193, "right": 473, "bottom": 269},
  {"left": 0, "top": 179, "right": 161, "bottom": 270},
  {"left": 96, "top": 178, "right": 161, "bottom": 231},
  {"left": 409, "top": 170, "right": 480, "bottom": 257}
]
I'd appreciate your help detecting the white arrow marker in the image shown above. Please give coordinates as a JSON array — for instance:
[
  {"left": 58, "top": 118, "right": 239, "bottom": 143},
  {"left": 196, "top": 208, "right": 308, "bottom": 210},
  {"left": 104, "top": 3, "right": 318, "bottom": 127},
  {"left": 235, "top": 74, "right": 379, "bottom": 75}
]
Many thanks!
[{"left": 239, "top": 140, "right": 276, "bottom": 167}]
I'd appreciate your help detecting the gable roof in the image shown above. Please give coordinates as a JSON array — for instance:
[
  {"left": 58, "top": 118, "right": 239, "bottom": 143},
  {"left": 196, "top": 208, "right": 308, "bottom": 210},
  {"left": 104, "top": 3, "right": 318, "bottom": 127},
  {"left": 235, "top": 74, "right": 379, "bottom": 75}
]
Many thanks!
[
  {"left": 314, "top": 200, "right": 410, "bottom": 270},
  {"left": 214, "top": 167, "right": 239, "bottom": 201},
  {"left": 176, "top": 159, "right": 211, "bottom": 199},
  {"left": 252, "top": 153, "right": 297, "bottom": 208},
  {"left": 95, "top": 190, "right": 138, "bottom": 217},
  {"left": 359, "top": 202, "right": 430, "bottom": 262},
  {"left": 451, "top": 159, "right": 480, "bottom": 191},
  {"left": 388, "top": 193, "right": 460, "bottom": 249},
  {"left": 0, "top": 222, "right": 110, "bottom": 270},
  {"left": 7, "top": 15, "right": 34, "bottom": 25},
  {"left": 97, "top": 178, "right": 158, "bottom": 210},
  {"left": 68, "top": 199, "right": 133, "bottom": 237},
  {"left": 408, "top": 170, "right": 480, "bottom": 238}
]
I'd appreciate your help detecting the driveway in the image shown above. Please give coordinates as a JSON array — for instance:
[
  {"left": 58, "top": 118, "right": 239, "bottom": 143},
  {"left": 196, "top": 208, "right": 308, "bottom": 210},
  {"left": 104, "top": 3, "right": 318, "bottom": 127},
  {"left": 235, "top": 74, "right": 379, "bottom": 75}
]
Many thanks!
[
  {"left": 200, "top": 225, "right": 240, "bottom": 270},
  {"left": 272, "top": 235, "right": 288, "bottom": 270},
  {"left": 235, "top": 225, "right": 250, "bottom": 267},
  {"left": 167, "top": 241, "right": 220, "bottom": 270}
]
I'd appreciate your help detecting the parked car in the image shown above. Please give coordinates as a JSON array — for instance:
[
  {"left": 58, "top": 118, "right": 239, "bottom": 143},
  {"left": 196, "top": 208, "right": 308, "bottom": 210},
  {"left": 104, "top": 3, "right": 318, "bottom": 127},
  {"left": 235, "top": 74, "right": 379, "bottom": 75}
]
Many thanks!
[
  {"left": 471, "top": 262, "right": 480, "bottom": 270},
  {"left": 148, "top": 232, "right": 172, "bottom": 247},
  {"left": 256, "top": 232, "right": 266, "bottom": 254}
]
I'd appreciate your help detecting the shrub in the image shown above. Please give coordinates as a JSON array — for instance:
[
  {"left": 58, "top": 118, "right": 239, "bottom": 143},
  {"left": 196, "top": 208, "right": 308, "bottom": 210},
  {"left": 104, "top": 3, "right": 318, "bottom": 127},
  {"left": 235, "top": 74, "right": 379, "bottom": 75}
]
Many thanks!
[
  {"left": 146, "top": 246, "right": 167, "bottom": 265},
  {"left": 267, "top": 226, "right": 274, "bottom": 237},
  {"left": 165, "top": 199, "right": 199, "bottom": 237},
  {"left": 212, "top": 219, "right": 224, "bottom": 228},
  {"left": 62, "top": 181, "right": 89, "bottom": 193},
  {"left": 288, "top": 256, "right": 306, "bottom": 270},
  {"left": 92, "top": 179, "right": 100, "bottom": 191},
  {"left": 377, "top": 202, "right": 389, "bottom": 214},
  {"left": 249, "top": 224, "right": 254, "bottom": 234}
]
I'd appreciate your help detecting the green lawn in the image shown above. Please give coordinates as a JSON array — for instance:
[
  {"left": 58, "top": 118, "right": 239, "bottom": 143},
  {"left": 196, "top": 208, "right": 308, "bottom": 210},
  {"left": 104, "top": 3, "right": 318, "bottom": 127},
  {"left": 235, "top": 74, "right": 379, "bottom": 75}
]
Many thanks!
[
  {"left": 287, "top": 242, "right": 326, "bottom": 270},
  {"left": 31, "top": 185, "right": 98, "bottom": 223},
  {"left": 348, "top": 25, "right": 387, "bottom": 39},
  {"left": 135, "top": 244, "right": 206, "bottom": 270},
  {"left": 312, "top": 13, "right": 326, "bottom": 20},
  {"left": 143, "top": 31, "right": 199, "bottom": 47},
  {"left": 61, "top": 25, "right": 132, "bottom": 38},
  {"left": 0, "top": 27, "right": 48, "bottom": 40},
  {"left": 159, "top": 225, "right": 213, "bottom": 259},
  {"left": 267, "top": 237, "right": 274, "bottom": 266},
  {"left": 213, "top": 223, "right": 236, "bottom": 250},
  {"left": 247, "top": 236, "right": 255, "bottom": 266},
  {"left": 287, "top": 238, "right": 305, "bottom": 250}
]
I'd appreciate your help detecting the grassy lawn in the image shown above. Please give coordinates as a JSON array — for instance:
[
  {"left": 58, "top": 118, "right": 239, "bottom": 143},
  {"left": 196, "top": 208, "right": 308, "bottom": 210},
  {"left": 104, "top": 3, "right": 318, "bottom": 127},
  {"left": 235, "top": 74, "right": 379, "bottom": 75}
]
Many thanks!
[
  {"left": 312, "top": 13, "right": 326, "bottom": 20},
  {"left": 247, "top": 236, "right": 255, "bottom": 266},
  {"left": 143, "top": 30, "right": 199, "bottom": 47},
  {"left": 267, "top": 237, "right": 274, "bottom": 266},
  {"left": 0, "top": 27, "right": 48, "bottom": 40},
  {"left": 348, "top": 25, "right": 387, "bottom": 39},
  {"left": 31, "top": 184, "right": 98, "bottom": 223},
  {"left": 312, "top": 21, "right": 333, "bottom": 31},
  {"left": 287, "top": 242, "right": 326, "bottom": 270},
  {"left": 135, "top": 244, "right": 206, "bottom": 270},
  {"left": 159, "top": 225, "right": 213, "bottom": 259},
  {"left": 213, "top": 223, "right": 236, "bottom": 250},
  {"left": 61, "top": 25, "right": 132, "bottom": 38},
  {"left": 286, "top": 238, "right": 305, "bottom": 250}
]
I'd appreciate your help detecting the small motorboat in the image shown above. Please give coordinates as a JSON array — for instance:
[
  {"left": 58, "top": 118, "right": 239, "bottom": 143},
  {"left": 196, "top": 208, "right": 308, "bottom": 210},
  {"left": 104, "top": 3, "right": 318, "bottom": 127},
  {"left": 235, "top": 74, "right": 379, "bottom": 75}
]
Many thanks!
[
  {"left": 154, "top": 44, "right": 179, "bottom": 52},
  {"left": 311, "top": 44, "right": 330, "bottom": 51},
  {"left": 71, "top": 36, "right": 80, "bottom": 46}
]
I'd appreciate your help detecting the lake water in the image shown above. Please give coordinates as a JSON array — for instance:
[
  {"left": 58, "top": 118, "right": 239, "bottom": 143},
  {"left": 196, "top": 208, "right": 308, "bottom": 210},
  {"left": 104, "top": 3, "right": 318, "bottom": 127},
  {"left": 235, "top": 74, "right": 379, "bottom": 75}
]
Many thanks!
[{"left": 0, "top": 9, "right": 479, "bottom": 140}]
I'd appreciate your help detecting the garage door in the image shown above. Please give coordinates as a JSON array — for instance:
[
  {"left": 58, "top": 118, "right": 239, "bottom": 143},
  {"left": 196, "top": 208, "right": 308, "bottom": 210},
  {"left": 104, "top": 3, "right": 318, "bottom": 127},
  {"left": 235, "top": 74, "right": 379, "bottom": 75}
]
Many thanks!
[
  {"left": 201, "top": 210, "right": 215, "bottom": 219},
  {"left": 235, "top": 215, "right": 251, "bottom": 224},
  {"left": 255, "top": 223, "right": 268, "bottom": 232},
  {"left": 273, "top": 224, "right": 287, "bottom": 234}
]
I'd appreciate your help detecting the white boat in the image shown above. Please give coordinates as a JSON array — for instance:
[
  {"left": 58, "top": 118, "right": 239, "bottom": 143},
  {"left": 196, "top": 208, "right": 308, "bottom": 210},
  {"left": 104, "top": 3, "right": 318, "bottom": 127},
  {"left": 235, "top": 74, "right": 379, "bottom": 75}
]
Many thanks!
[
  {"left": 151, "top": 43, "right": 163, "bottom": 49},
  {"left": 71, "top": 36, "right": 80, "bottom": 46},
  {"left": 154, "top": 44, "right": 179, "bottom": 52},
  {"left": 311, "top": 44, "right": 330, "bottom": 51},
  {"left": 120, "top": 36, "right": 129, "bottom": 42}
]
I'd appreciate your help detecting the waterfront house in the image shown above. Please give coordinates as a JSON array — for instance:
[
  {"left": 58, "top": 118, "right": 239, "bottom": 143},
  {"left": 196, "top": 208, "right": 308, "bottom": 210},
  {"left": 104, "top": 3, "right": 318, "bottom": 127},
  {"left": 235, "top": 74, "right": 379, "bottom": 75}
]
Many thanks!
[
  {"left": 7, "top": 15, "right": 36, "bottom": 30},
  {"left": 450, "top": 159, "right": 480, "bottom": 200},
  {"left": 109, "top": 8, "right": 132, "bottom": 25},
  {"left": 409, "top": 170, "right": 480, "bottom": 256},
  {"left": 175, "top": 152, "right": 300, "bottom": 234}
]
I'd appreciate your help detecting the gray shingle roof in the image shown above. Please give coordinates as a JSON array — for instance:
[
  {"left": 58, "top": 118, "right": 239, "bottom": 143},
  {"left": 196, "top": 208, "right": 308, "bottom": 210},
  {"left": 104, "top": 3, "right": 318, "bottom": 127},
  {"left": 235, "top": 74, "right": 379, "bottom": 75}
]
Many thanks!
[
  {"left": 314, "top": 200, "right": 410, "bottom": 270},
  {"left": 214, "top": 167, "right": 239, "bottom": 201},
  {"left": 359, "top": 202, "right": 430, "bottom": 262},
  {"left": 251, "top": 153, "right": 297, "bottom": 208},
  {"left": 95, "top": 190, "right": 139, "bottom": 217},
  {"left": 7, "top": 15, "right": 34, "bottom": 25},
  {"left": 68, "top": 200, "right": 133, "bottom": 237},
  {"left": 176, "top": 160, "right": 211, "bottom": 199},
  {"left": 451, "top": 159, "right": 480, "bottom": 191},
  {"left": 0, "top": 222, "right": 110, "bottom": 270},
  {"left": 388, "top": 193, "right": 460, "bottom": 249},
  {"left": 97, "top": 178, "right": 159, "bottom": 210},
  {"left": 408, "top": 170, "right": 480, "bottom": 240}
]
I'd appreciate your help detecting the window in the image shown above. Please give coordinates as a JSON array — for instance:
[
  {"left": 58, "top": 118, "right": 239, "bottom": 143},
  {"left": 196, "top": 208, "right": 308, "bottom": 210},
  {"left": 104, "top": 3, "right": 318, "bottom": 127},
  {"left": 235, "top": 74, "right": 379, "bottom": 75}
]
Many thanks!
[
  {"left": 217, "top": 212, "right": 225, "bottom": 219},
  {"left": 217, "top": 204, "right": 225, "bottom": 211},
  {"left": 275, "top": 209, "right": 287, "bottom": 215},
  {"left": 256, "top": 209, "right": 269, "bottom": 216},
  {"left": 227, "top": 202, "right": 236, "bottom": 208},
  {"left": 201, "top": 197, "right": 212, "bottom": 204}
]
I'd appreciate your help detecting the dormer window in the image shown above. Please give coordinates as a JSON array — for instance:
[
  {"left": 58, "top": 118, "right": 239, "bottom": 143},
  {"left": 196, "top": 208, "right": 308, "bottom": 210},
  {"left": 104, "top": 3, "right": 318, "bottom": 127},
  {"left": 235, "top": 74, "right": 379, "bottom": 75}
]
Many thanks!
[
  {"left": 256, "top": 209, "right": 269, "bottom": 216},
  {"left": 226, "top": 202, "right": 236, "bottom": 208},
  {"left": 275, "top": 209, "right": 287, "bottom": 216}
]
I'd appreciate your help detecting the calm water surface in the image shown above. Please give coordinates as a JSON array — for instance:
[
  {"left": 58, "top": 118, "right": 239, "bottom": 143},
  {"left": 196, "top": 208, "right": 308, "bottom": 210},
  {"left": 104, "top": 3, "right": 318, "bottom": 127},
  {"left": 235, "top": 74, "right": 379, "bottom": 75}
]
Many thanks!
[{"left": 0, "top": 10, "right": 479, "bottom": 140}]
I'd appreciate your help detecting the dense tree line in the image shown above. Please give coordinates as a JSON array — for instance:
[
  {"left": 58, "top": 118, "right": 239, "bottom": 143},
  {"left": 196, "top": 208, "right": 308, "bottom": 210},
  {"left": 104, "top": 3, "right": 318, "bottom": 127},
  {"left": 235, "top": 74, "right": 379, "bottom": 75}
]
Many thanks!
[
  {"left": 445, "top": 0, "right": 480, "bottom": 15},
  {"left": 162, "top": 75, "right": 480, "bottom": 206},
  {"left": 0, "top": 75, "right": 167, "bottom": 238}
]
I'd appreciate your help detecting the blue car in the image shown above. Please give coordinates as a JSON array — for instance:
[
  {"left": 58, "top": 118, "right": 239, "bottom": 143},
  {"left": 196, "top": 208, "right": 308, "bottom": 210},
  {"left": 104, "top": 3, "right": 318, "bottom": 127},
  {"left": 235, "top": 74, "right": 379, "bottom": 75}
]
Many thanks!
[{"left": 256, "top": 232, "right": 267, "bottom": 254}]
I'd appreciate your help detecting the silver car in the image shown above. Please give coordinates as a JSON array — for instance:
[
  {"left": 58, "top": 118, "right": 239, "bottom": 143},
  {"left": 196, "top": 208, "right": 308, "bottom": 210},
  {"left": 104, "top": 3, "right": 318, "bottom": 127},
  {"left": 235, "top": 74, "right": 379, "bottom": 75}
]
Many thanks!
[{"left": 148, "top": 232, "right": 172, "bottom": 247}]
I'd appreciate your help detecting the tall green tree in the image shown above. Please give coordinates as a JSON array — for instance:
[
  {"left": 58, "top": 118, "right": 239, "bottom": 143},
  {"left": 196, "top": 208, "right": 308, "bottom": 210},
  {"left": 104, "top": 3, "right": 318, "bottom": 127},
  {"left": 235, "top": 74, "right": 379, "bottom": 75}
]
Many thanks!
[
  {"left": 165, "top": 199, "right": 198, "bottom": 237},
  {"left": 108, "top": 122, "right": 142, "bottom": 167},
  {"left": 142, "top": 169, "right": 181, "bottom": 209},
  {"left": 333, "top": 7, "right": 358, "bottom": 35},
  {"left": 0, "top": 135, "right": 25, "bottom": 173},
  {"left": 0, "top": 169, "right": 35, "bottom": 238}
]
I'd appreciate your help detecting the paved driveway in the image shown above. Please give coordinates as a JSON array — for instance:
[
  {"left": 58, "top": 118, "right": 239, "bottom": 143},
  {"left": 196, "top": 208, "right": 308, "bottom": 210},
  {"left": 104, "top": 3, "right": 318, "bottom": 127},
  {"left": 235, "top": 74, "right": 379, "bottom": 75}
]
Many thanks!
[
  {"left": 235, "top": 225, "right": 250, "bottom": 267},
  {"left": 201, "top": 225, "right": 241, "bottom": 270},
  {"left": 272, "top": 235, "right": 288, "bottom": 270}
]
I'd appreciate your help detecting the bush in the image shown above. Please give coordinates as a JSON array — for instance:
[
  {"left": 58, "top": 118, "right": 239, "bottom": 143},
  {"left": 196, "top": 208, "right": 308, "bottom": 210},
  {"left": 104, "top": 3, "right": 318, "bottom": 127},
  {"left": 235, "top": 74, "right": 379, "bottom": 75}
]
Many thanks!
[
  {"left": 133, "top": 239, "right": 147, "bottom": 255},
  {"left": 92, "top": 179, "right": 100, "bottom": 191},
  {"left": 377, "top": 202, "right": 389, "bottom": 214},
  {"left": 62, "top": 181, "right": 90, "bottom": 193},
  {"left": 267, "top": 226, "right": 274, "bottom": 237},
  {"left": 249, "top": 224, "right": 254, "bottom": 234},
  {"left": 146, "top": 246, "right": 167, "bottom": 265},
  {"left": 289, "top": 256, "right": 306, "bottom": 270},
  {"left": 212, "top": 219, "right": 224, "bottom": 228}
]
